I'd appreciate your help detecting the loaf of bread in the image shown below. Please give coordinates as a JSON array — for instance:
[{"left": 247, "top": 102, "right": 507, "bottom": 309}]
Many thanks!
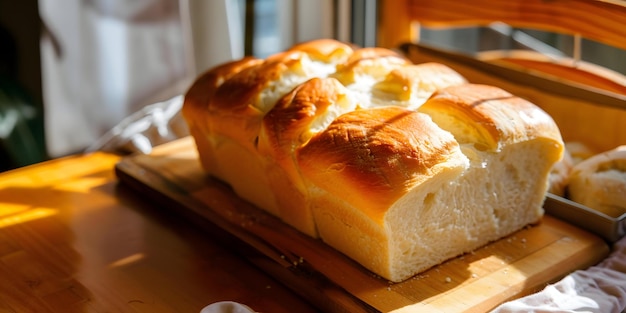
[
  {"left": 182, "top": 39, "right": 564, "bottom": 282},
  {"left": 567, "top": 145, "right": 626, "bottom": 218}
]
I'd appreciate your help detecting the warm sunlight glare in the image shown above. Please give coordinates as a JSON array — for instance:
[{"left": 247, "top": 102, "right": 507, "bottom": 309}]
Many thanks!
[
  {"left": 108, "top": 253, "right": 146, "bottom": 268},
  {"left": 0, "top": 207, "right": 58, "bottom": 228},
  {"left": 0, "top": 204, "right": 31, "bottom": 218},
  {"left": 56, "top": 177, "right": 110, "bottom": 193}
]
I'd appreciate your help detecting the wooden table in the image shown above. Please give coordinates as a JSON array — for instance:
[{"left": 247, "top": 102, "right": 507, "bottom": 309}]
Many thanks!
[{"left": 0, "top": 152, "right": 320, "bottom": 313}]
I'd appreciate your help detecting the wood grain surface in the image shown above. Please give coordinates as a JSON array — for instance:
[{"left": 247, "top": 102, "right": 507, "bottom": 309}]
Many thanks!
[
  {"left": 0, "top": 151, "right": 320, "bottom": 313},
  {"left": 378, "top": 0, "right": 626, "bottom": 52},
  {"left": 115, "top": 137, "right": 610, "bottom": 313}
]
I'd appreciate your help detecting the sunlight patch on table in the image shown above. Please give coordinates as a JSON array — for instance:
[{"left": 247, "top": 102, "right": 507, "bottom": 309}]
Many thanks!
[
  {"left": 108, "top": 253, "right": 146, "bottom": 268},
  {"left": 0, "top": 207, "right": 58, "bottom": 228},
  {"left": 56, "top": 177, "right": 110, "bottom": 193}
]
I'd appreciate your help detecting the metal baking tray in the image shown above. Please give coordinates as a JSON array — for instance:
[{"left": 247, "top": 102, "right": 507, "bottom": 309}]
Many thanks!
[{"left": 544, "top": 193, "right": 626, "bottom": 242}]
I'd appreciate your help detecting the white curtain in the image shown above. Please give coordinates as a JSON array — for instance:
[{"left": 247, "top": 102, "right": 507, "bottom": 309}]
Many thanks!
[
  {"left": 40, "top": 0, "right": 193, "bottom": 157},
  {"left": 39, "top": 0, "right": 341, "bottom": 157}
]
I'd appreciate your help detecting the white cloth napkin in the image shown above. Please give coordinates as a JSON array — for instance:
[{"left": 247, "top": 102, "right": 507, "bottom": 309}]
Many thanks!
[
  {"left": 86, "top": 95, "right": 188, "bottom": 155},
  {"left": 200, "top": 301, "right": 256, "bottom": 313}
]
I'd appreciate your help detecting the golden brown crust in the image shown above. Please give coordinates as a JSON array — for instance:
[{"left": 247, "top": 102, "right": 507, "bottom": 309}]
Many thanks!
[
  {"left": 257, "top": 77, "right": 358, "bottom": 236},
  {"left": 332, "top": 48, "right": 411, "bottom": 86},
  {"left": 182, "top": 57, "right": 262, "bottom": 127},
  {"left": 207, "top": 41, "right": 356, "bottom": 150},
  {"left": 371, "top": 62, "right": 467, "bottom": 106},
  {"left": 206, "top": 51, "right": 309, "bottom": 150},
  {"left": 210, "top": 52, "right": 302, "bottom": 113},
  {"left": 420, "top": 84, "right": 563, "bottom": 152},
  {"left": 287, "top": 38, "right": 355, "bottom": 61},
  {"left": 182, "top": 57, "right": 263, "bottom": 172},
  {"left": 344, "top": 47, "right": 408, "bottom": 64},
  {"left": 297, "top": 106, "right": 461, "bottom": 219},
  {"left": 259, "top": 77, "right": 355, "bottom": 162}
]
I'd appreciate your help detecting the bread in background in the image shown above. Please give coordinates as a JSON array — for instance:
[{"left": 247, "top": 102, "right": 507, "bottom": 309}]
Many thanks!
[
  {"left": 567, "top": 145, "right": 626, "bottom": 218},
  {"left": 565, "top": 141, "right": 598, "bottom": 165},
  {"left": 548, "top": 141, "right": 600, "bottom": 197}
]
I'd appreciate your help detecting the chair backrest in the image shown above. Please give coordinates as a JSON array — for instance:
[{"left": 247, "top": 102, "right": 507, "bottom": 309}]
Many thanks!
[
  {"left": 377, "top": 0, "right": 626, "bottom": 151},
  {"left": 379, "top": 0, "right": 626, "bottom": 51}
]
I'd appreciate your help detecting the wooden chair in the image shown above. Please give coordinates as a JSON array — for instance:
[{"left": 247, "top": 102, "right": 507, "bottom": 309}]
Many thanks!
[{"left": 378, "top": 0, "right": 626, "bottom": 152}]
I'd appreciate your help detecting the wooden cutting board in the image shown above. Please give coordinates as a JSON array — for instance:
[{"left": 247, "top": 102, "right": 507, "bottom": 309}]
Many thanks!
[{"left": 114, "top": 137, "right": 609, "bottom": 313}]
